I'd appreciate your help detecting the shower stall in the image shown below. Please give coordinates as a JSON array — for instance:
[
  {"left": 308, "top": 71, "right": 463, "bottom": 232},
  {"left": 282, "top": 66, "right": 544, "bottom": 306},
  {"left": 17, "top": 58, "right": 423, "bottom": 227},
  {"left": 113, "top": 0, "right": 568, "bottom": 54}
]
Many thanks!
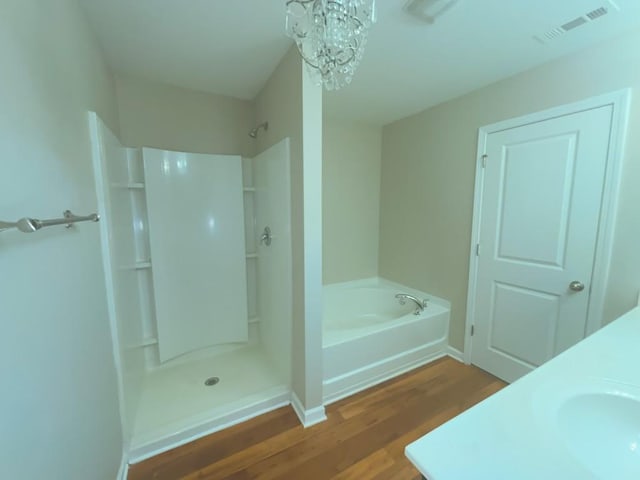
[{"left": 89, "top": 112, "right": 293, "bottom": 461}]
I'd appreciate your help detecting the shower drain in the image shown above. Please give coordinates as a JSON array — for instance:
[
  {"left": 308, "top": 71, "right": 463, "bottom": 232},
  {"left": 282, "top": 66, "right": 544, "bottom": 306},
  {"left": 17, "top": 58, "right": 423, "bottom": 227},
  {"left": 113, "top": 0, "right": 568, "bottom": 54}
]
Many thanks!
[{"left": 204, "top": 376, "right": 220, "bottom": 386}]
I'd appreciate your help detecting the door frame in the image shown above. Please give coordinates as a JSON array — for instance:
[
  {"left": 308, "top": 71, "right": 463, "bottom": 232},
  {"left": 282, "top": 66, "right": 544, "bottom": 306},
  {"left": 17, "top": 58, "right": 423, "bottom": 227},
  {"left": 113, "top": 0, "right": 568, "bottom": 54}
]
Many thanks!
[{"left": 463, "top": 89, "right": 631, "bottom": 365}]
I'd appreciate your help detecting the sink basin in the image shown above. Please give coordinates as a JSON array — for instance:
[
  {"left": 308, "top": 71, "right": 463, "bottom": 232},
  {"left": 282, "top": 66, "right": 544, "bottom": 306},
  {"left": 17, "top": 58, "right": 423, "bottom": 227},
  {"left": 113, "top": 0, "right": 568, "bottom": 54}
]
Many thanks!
[{"left": 557, "top": 392, "right": 640, "bottom": 479}]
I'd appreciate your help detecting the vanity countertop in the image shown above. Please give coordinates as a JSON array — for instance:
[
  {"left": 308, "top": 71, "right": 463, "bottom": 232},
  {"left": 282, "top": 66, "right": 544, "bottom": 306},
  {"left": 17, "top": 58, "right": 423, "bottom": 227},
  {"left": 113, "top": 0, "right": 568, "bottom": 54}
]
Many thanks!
[{"left": 405, "top": 306, "right": 640, "bottom": 480}]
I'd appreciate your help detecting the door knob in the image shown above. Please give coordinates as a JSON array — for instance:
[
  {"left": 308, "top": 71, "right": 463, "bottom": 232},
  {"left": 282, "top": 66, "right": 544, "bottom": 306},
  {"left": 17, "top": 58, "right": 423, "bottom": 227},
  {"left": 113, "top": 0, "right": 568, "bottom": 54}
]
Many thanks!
[{"left": 569, "top": 281, "right": 585, "bottom": 292}]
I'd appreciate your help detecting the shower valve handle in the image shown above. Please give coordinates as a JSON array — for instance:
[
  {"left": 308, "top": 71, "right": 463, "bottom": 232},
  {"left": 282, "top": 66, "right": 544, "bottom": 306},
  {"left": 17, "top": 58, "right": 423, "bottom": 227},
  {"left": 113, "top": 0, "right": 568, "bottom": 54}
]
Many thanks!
[{"left": 260, "top": 226, "right": 272, "bottom": 246}]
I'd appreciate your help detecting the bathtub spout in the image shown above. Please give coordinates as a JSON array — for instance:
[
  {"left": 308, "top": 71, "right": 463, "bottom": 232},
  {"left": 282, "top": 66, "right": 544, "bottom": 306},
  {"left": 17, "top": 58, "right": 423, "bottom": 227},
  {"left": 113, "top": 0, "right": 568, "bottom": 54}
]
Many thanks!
[{"left": 395, "top": 293, "right": 428, "bottom": 315}]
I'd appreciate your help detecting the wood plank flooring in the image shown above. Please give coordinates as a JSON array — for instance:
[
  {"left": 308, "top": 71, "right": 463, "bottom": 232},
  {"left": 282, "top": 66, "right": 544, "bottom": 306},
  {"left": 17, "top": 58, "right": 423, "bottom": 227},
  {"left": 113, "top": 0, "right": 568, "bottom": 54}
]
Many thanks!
[{"left": 128, "top": 357, "right": 506, "bottom": 480}]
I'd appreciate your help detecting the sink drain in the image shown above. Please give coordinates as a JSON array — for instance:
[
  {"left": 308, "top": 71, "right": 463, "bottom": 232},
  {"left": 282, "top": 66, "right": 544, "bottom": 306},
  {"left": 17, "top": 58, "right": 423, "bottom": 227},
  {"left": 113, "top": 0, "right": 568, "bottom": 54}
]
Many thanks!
[{"left": 204, "top": 376, "right": 220, "bottom": 386}]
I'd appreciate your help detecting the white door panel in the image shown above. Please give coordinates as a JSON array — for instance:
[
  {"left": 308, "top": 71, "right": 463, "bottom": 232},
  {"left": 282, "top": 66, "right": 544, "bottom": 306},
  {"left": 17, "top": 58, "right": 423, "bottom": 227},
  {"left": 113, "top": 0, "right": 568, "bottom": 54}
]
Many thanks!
[
  {"left": 488, "top": 282, "right": 561, "bottom": 368},
  {"left": 472, "top": 106, "right": 613, "bottom": 382},
  {"left": 495, "top": 134, "right": 576, "bottom": 267}
]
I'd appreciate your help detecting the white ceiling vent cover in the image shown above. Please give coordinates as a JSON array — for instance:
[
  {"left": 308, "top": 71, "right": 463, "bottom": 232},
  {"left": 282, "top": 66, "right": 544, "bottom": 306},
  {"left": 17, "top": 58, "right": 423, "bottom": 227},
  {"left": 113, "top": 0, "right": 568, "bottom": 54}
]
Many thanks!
[
  {"left": 533, "top": 2, "right": 620, "bottom": 44},
  {"left": 587, "top": 7, "right": 609, "bottom": 20}
]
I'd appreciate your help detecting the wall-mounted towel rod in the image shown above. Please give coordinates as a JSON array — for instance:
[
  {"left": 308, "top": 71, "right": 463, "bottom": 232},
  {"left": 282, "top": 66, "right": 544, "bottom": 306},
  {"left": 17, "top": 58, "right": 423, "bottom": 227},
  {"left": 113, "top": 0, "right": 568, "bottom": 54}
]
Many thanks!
[{"left": 0, "top": 210, "right": 99, "bottom": 233}]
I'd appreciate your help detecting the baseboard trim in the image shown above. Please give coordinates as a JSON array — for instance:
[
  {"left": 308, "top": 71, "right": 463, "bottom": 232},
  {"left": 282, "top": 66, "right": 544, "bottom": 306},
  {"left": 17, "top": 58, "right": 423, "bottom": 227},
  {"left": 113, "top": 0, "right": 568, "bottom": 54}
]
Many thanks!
[
  {"left": 290, "top": 391, "right": 327, "bottom": 428},
  {"left": 446, "top": 346, "right": 464, "bottom": 363},
  {"left": 117, "top": 451, "right": 128, "bottom": 480}
]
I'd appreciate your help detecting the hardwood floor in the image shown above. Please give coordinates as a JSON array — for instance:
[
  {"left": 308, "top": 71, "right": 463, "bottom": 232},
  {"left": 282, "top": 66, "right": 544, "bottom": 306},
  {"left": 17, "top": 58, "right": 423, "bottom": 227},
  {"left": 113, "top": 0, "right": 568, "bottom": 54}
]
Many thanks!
[{"left": 128, "top": 357, "right": 506, "bottom": 480}]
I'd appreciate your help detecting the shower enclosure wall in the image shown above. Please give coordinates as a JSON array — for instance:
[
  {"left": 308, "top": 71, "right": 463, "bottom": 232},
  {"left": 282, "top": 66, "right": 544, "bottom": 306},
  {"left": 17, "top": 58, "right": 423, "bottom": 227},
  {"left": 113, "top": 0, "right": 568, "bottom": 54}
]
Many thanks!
[{"left": 89, "top": 112, "right": 293, "bottom": 461}]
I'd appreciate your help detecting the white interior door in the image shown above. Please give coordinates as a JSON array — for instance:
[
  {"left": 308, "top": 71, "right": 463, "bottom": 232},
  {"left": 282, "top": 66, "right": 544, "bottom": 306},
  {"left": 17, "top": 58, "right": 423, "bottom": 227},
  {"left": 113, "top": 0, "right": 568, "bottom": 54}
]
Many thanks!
[
  {"left": 470, "top": 105, "right": 613, "bottom": 382},
  {"left": 143, "top": 148, "right": 248, "bottom": 362}
]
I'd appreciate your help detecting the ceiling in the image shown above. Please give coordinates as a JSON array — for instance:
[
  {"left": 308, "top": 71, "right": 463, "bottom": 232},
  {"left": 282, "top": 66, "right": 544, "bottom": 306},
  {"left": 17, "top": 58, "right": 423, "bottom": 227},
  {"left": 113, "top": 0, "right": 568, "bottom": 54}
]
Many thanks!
[{"left": 80, "top": 1, "right": 640, "bottom": 126}]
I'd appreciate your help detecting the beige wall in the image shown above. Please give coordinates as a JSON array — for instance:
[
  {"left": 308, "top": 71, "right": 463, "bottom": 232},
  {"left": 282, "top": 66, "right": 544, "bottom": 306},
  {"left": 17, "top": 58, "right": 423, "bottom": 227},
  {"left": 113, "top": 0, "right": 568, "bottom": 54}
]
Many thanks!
[
  {"left": 323, "top": 119, "right": 382, "bottom": 284},
  {"left": 0, "top": 0, "right": 123, "bottom": 478},
  {"left": 380, "top": 29, "right": 640, "bottom": 351},
  {"left": 115, "top": 73, "right": 254, "bottom": 156}
]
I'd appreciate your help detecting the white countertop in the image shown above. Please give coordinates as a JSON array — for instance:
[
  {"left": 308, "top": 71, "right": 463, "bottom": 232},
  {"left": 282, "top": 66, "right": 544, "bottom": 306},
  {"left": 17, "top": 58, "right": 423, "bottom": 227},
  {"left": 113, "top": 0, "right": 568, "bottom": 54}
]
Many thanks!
[{"left": 405, "top": 306, "right": 640, "bottom": 480}]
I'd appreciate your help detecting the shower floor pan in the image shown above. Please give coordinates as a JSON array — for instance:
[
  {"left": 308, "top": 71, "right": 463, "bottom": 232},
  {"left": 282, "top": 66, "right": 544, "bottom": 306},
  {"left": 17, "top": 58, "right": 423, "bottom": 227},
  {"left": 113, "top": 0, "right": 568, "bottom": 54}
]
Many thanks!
[{"left": 129, "top": 344, "right": 289, "bottom": 463}]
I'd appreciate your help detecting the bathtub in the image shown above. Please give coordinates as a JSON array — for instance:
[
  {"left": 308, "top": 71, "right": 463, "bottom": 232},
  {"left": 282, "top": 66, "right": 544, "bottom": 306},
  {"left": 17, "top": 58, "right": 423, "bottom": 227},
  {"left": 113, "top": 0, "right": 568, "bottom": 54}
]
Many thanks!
[{"left": 323, "top": 277, "right": 450, "bottom": 403}]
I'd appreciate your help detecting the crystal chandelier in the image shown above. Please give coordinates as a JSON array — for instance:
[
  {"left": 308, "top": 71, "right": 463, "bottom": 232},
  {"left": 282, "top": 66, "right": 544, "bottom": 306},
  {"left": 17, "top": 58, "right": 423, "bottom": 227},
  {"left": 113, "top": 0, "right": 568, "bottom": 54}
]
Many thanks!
[{"left": 285, "top": 0, "right": 376, "bottom": 91}]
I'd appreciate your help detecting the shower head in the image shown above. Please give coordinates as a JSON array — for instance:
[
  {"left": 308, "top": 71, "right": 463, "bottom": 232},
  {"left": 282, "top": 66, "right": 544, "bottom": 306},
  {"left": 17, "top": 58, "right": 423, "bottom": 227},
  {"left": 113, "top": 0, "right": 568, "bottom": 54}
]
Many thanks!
[{"left": 249, "top": 121, "right": 268, "bottom": 138}]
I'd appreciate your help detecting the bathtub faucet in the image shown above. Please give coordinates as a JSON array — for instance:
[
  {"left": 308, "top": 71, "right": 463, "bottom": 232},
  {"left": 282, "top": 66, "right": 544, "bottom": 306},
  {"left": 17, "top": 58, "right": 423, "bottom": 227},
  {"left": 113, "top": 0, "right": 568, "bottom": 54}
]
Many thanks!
[{"left": 395, "top": 293, "right": 428, "bottom": 315}]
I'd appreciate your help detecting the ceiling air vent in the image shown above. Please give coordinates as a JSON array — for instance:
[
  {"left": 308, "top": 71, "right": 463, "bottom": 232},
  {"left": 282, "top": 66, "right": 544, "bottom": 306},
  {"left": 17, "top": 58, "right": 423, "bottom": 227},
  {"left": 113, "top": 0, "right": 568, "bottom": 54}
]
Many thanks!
[
  {"left": 586, "top": 7, "right": 608, "bottom": 20},
  {"left": 543, "top": 27, "right": 565, "bottom": 42},
  {"left": 561, "top": 16, "right": 588, "bottom": 31},
  {"left": 533, "top": 2, "right": 619, "bottom": 44}
]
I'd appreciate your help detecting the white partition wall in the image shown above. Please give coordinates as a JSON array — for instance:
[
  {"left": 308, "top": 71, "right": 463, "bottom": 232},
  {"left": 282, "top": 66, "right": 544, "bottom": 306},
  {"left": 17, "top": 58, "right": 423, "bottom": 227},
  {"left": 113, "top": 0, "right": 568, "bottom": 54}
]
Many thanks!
[
  {"left": 143, "top": 148, "right": 248, "bottom": 362},
  {"left": 254, "top": 139, "right": 293, "bottom": 385}
]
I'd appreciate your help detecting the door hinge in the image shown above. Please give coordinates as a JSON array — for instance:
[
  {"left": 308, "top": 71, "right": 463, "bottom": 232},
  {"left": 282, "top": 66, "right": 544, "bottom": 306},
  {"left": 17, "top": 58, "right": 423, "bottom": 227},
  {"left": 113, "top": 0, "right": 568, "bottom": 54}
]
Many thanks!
[
  {"left": 471, "top": 325, "right": 475, "bottom": 336},
  {"left": 475, "top": 243, "right": 480, "bottom": 256},
  {"left": 481, "top": 154, "right": 488, "bottom": 168}
]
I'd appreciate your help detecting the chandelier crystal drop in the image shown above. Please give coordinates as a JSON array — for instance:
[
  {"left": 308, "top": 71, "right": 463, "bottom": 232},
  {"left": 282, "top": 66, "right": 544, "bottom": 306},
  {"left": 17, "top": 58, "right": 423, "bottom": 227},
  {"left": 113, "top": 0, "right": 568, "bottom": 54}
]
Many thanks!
[{"left": 285, "top": 0, "right": 376, "bottom": 91}]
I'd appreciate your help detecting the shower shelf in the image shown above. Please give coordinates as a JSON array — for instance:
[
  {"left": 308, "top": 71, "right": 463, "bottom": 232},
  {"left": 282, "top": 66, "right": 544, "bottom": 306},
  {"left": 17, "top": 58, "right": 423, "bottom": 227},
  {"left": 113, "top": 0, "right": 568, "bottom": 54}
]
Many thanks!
[
  {"left": 248, "top": 316, "right": 259, "bottom": 324},
  {"left": 243, "top": 187, "right": 256, "bottom": 192},
  {"left": 111, "top": 182, "right": 145, "bottom": 189},
  {"left": 120, "top": 261, "right": 152, "bottom": 270},
  {"left": 129, "top": 337, "right": 158, "bottom": 349},
  {"left": 245, "top": 253, "right": 258, "bottom": 259}
]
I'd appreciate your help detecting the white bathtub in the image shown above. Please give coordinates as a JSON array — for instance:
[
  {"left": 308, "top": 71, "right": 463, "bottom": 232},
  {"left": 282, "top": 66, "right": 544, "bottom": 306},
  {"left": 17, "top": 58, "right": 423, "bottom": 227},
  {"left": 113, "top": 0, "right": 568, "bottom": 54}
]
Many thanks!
[{"left": 323, "top": 277, "right": 450, "bottom": 403}]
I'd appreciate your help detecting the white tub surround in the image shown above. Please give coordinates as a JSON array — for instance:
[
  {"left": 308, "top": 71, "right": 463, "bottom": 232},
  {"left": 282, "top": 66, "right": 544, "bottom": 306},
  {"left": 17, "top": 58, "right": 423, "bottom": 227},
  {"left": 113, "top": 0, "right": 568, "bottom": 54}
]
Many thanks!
[
  {"left": 406, "top": 305, "right": 640, "bottom": 480},
  {"left": 323, "top": 278, "right": 450, "bottom": 404},
  {"left": 143, "top": 148, "right": 249, "bottom": 362},
  {"left": 92, "top": 113, "right": 296, "bottom": 462}
]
